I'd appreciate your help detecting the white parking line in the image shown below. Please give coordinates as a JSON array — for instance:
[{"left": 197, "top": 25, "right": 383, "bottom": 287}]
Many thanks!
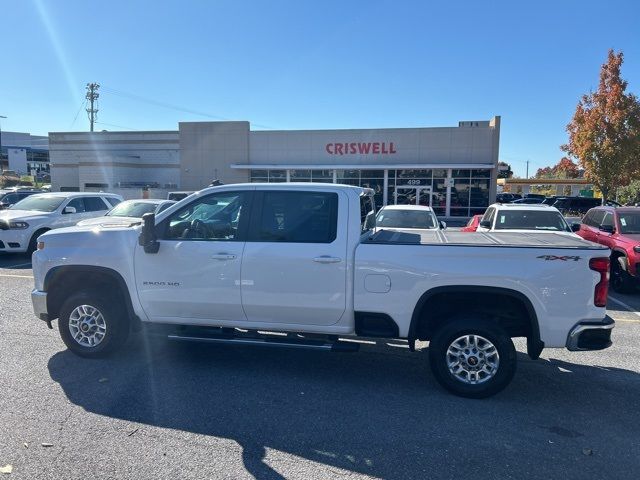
[
  {"left": 608, "top": 296, "right": 640, "bottom": 318},
  {"left": 0, "top": 273, "right": 33, "bottom": 279}
]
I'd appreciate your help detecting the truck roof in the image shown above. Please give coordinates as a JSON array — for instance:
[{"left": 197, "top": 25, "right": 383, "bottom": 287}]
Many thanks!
[{"left": 196, "top": 182, "right": 370, "bottom": 196}]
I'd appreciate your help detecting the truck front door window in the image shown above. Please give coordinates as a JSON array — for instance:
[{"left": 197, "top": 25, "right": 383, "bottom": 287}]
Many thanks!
[{"left": 165, "top": 192, "right": 245, "bottom": 241}]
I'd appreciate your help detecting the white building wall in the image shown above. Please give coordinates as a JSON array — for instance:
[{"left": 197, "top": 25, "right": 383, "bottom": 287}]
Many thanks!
[
  {"left": 248, "top": 121, "right": 497, "bottom": 167},
  {"left": 49, "top": 131, "right": 179, "bottom": 192}
]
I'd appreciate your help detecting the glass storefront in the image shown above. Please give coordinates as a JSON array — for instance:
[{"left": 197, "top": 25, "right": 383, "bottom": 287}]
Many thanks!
[{"left": 248, "top": 167, "right": 493, "bottom": 216}]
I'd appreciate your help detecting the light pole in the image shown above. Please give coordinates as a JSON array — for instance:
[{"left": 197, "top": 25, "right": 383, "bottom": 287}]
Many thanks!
[{"left": 0, "top": 115, "right": 6, "bottom": 170}]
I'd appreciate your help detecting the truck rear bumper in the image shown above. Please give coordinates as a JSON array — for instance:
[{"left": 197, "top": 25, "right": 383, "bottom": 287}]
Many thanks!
[
  {"left": 566, "top": 318, "right": 614, "bottom": 351},
  {"left": 31, "top": 289, "right": 49, "bottom": 321}
]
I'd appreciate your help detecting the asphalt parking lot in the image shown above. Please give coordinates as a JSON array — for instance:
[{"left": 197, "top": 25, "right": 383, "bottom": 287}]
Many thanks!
[{"left": 1, "top": 253, "right": 639, "bottom": 480}]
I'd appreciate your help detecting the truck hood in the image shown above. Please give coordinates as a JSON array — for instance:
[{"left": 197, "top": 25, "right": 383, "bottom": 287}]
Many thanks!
[
  {"left": 39, "top": 223, "right": 141, "bottom": 250},
  {"left": 76, "top": 216, "right": 142, "bottom": 227}
]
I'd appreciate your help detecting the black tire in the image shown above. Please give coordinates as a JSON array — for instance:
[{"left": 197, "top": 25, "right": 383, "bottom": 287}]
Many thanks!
[
  {"left": 27, "top": 228, "right": 49, "bottom": 255},
  {"left": 428, "top": 318, "right": 517, "bottom": 399},
  {"left": 58, "top": 291, "right": 129, "bottom": 358},
  {"left": 610, "top": 257, "right": 635, "bottom": 294}
]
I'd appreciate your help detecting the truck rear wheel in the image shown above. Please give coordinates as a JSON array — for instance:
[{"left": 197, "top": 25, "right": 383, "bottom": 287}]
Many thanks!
[
  {"left": 428, "top": 318, "right": 516, "bottom": 398},
  {"left": 58, "top": 292, "right": 129, "bottom": 358}
]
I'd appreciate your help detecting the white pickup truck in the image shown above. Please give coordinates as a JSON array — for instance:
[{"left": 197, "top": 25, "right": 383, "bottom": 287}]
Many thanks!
[{"left": 31, "top": 183, "right": 614, "bottom": 398}]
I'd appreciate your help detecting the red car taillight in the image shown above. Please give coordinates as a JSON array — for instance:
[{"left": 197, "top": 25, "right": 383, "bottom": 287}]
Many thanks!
[{"left": 589, "top": 257, "right": 610, "bottom": 307}]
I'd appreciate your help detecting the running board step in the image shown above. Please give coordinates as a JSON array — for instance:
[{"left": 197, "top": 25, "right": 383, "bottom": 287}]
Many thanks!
[{"left": 167, "top": 334, "right": 360, "bottom": 352}]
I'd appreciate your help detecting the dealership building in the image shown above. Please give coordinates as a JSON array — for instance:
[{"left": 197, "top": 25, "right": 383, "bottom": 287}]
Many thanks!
[{"left": 49, "top": 116, "right": 500, "bottom": 218}]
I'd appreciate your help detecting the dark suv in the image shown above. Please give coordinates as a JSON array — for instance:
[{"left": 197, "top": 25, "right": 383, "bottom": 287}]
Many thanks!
[
  {"left": 552, "top": 196, "right": 621, "bottom": 216},
  {"left": 0, "top": 189, "right": 42, "bottom": 210},
  {"left": 575, "top": 206, "right": 640, "bottom": 292}
]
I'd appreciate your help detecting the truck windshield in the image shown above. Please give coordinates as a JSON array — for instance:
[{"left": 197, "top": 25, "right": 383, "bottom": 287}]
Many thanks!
[
  {"left": 618, "top": 212, "right": 640, "bottom": 234},
  {"left": 376, "top": 209, "right": 438, "bottom": 229},
  {"left": 10, "top": 195, "right": 65, "bottom": 212},
  {"left": 494, "top": 210, "right": 571, "bottom": 231},
  {"left": 106, "top": 201, "right": 159, "bottom": 218}
]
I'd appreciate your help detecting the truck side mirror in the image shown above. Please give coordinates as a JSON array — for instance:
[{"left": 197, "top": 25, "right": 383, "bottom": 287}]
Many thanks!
[
  {"left": 63, "top": 206, "right": 77, "bottom": 214},
  {"left": 479, "top": 220, "right": 491, "bottom": 228},
  {"left": 439, "top": 221, "right": 447, "bottom": 230},
  {"left": 364, "top": 211, "right": 376, "bottom": 230},
  {"left": 138, "top": 213, "right": 160, "bottom": 253},
  {"left": 570, "top": 223, "right": 581, "bottom": 232}
]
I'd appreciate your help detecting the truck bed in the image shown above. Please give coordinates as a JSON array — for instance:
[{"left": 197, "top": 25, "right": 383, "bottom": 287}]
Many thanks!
[{"left": 366, "top": 229, "right": 608, "bottom": 250}]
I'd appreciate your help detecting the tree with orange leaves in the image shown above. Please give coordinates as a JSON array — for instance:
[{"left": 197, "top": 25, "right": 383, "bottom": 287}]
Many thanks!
[
  {"left": 563, "top": 50, "right": 640, "bottom": 202},
  {"left": 535, "top": 157, "right": 580, "bottom": 179}
]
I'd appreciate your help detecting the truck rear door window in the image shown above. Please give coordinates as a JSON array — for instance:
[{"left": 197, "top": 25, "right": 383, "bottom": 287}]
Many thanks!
[{"left": 252, "top": 191, "right": 338, "bottom": 243}]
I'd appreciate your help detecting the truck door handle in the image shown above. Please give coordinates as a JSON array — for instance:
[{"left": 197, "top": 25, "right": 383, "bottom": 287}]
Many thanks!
[
  {"left": 313, "top": 256, "right": 342, "bottom": 264},
  {"left": 211, "top": 253, "right": 237, "bottom": 260}
]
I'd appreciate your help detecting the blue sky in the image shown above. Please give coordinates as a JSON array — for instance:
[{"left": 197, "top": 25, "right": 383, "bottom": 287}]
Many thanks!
[{"left": 2, "top": 0, "right": 639, "bottom": 177}]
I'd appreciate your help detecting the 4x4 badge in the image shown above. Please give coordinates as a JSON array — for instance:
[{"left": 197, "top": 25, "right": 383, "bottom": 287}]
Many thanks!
[{"left": 537, "top": 255, "right": 581, "bottom": 262}]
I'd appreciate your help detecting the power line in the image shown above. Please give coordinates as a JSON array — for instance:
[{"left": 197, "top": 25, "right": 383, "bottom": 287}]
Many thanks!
[
  {"left": 94, "top": 121, "right": 138, "bottom": 131},
  {"left": 69, "top": 99, "right": 87, "bottom": 129},
  {"left": 100, "top": 85, "right": 275, "bottom": 129}
]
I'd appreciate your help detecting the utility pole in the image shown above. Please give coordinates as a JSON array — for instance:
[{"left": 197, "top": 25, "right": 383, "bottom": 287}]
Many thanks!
[
  {"left": 0, "top": 115, "right": 6, "bottom": 169},
  {"left": 526, "top": 160, "right": 530, "bottom": 178},
  {"left": 85, "top": 83, "right": 100, "bottom": 132}
]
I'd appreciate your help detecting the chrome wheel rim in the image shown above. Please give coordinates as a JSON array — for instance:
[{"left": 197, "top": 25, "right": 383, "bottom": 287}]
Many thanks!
[
  {"left": 446, "top": 334, "right": 500, "bottom": 385},
  {"left": 68, "top": 304, "right": 107, "bottom": 347}
]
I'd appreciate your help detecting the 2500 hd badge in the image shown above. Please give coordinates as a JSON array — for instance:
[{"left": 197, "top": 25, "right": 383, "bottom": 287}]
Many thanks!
[{"left": 142, "top": 281, "right": 181, "bottom": 287}]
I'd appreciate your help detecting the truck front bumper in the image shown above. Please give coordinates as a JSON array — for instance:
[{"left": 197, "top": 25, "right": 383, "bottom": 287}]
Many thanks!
[
  {"left": 566, "top": 318, "right": 614, "bottom": 351},
  {"left": 31, "top": 289, "right": 49, "bottom": 322}
]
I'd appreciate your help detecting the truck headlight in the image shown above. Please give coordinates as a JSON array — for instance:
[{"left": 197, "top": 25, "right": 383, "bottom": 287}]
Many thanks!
[
  {"left": 634, "top": 246, "right": 640, "bottom": 253},
  {"left": 9, "top": 221, "right": 29, "bottom": 229}
]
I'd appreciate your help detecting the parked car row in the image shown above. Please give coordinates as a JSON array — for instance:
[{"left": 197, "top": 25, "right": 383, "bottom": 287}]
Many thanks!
[
  {"left": 0, "top": 187, "right": 47, "bottom": 210},
  {"left": 498, "top": 193, "right": 621, "bottom": 216},
  {"left": 0, "top": 191, "right": 176, "bottom": 254}
]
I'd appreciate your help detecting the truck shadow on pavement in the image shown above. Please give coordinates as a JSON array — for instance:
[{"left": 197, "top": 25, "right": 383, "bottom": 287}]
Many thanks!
[
  {"left": 47, "top": 336, "right": 640, "bottom": 479},
  {"left": 0, "top": 252, "right": 32, "bottom": 269}
]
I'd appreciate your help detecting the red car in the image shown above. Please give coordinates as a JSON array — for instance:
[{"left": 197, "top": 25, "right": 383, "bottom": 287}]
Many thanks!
[
  {"left": 461, "top": 214, "right": 482, "bottom": 232},
  {"left": 575, "top": 206, "right": 640, "bottom": 293}
]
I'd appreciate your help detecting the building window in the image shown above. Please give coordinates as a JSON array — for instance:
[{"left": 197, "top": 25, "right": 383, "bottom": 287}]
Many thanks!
[
  {"left": 450, "top": 169, "right": 491, "bottom": 216},
  {"left": 250, "top": 169, "right": 269, "bottom": 182},
  {"left": 389, "top": 169, "right": 442, "bottom": 212},
  {"left": 335, "top": 169, "right": 384, "bottom": 207},
  {"left": 310, "top": 169, "right": 333, "bottom": 182},
  {"left": 250, "top": 169, "right": 287, "bottom": 182}
]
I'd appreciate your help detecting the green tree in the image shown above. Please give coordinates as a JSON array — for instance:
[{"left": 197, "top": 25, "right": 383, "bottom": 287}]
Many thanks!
[
  {"left": 497, "top": 161, "right": 513, "bottom": 179},
  {"left": 563, "top": 50, "right": 640, "bottom": 201},
  {"left": 617, "top": 180, "right": 640, "bottom": 205}
]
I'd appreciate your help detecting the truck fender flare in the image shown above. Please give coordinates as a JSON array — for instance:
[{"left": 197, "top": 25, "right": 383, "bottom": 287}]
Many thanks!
[
  {"left": 44, "top": 265, "right": 139, "bottom": 328},
  {"left": 408, "top": 285, "right": 543, "bottom": 359}
]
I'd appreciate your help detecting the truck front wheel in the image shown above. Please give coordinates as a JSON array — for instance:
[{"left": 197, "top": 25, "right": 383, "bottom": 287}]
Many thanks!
[
  {"left": 428, "top": 318, "right": 516, "bottom": 398},
  {"left": 58, "top": 292, "right": 129, "bottom": 357}
]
